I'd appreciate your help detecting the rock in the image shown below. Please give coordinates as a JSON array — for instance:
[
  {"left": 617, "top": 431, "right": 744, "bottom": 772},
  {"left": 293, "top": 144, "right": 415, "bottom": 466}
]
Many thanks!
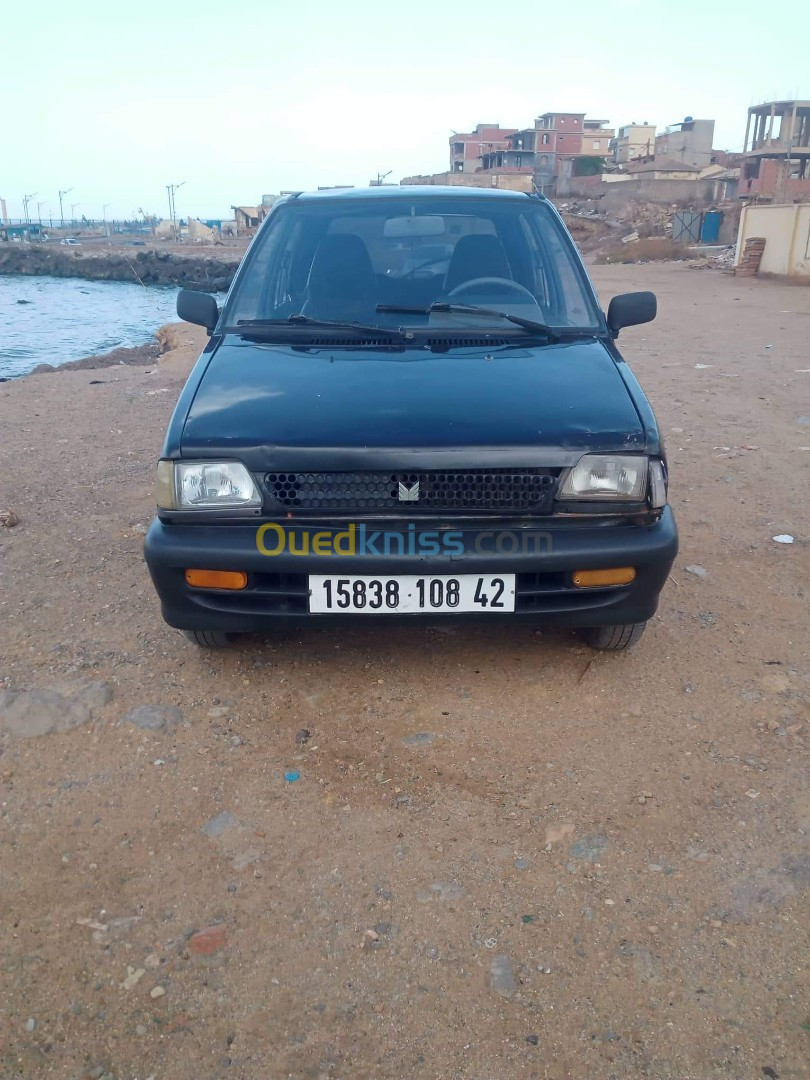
[
  {"left": 122, "top": 704, "right": 182, "bottom": 731},
  {"left": 489, "top": 953, "right": 515, "bottom": 997},
  {"left": 526, "top": 1034, "right": 539, "bottom": 1045},
  {"left": 361, "top": 929, "right": 381, "bottom": 950},
  {"left": 66, "top": 680, "right": 113, "bottom": 712},
  {"left": 0, "top": 688, "right": 91, "bottom": 737},
  {"left": 188, "top": 924, "right": 227, "bottom": 955},
  {"left": 684, "top": 565, "right": 708, "bottom": 578},
  {"left": 25, "top": 1017, "right": 36, "bottom": 1032},
  {"left": 401, "top": 732, "right": 436, "bottom": 746},
  {"left": 202, "top": 811, "right": 237, "bottom": 838},
  {"left": 150, "top": 985, "right": 166, "bottom": 999},
  {"left": 208, "top": 706, "right": 230, "bottom": 718},
  {"left": 295, "top": 728, "right": 311, "bottom": 745},
  {"left": 230, "top": 735, "right": 244, "bottom": 747},
  {"left": 514, "top": 858, "right": 530, "bottom": 870},
  {"left": 545, "top": 822, "right": 575, "bottom": 845},
  {"left": 569, "top": 833, "right": 611, "bottom": 863},
  {"left": 120, "top": 966, "right": 145, "bottom": 990},
  {"left": 136, "top": 1024, "right": 147, "bottom": 1036},
  {"left": 772, "top": 534, "right": 794, "bottom": 544},
  {"left": 0, "top": 509, "right": 19, "bottom": 528}
]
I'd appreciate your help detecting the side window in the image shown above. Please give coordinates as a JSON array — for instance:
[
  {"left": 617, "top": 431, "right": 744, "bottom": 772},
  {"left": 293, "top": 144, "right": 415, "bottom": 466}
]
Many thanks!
[{"left": 225, "top": 211, "right": 299, "bottom": 321}]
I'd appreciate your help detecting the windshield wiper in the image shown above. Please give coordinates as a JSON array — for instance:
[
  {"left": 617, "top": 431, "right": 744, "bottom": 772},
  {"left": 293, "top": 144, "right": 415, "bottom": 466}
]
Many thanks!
[
  {"left": 236, "top": 315, "right": 406, "bottom": 340},
  {"left": 376, "top": 303, "right": 561, "bottom": 342}
]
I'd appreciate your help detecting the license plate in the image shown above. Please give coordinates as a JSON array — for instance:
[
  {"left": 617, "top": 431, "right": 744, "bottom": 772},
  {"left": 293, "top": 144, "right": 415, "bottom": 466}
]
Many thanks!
[{"left": 309, "top": 574, "right": 516, "bottom": 614}]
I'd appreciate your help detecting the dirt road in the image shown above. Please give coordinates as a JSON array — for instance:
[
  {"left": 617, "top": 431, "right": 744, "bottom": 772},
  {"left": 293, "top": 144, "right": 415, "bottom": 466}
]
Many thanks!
[{"left": 0, "top": 264, "right": 808, "bottom": 1080}]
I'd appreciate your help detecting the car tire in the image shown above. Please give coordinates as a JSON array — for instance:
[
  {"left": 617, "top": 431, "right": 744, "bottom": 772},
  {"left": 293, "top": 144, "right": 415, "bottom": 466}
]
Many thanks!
[
  {"left": 581, "top": 622, "right": 646, "bottom": 651},
  {"left": 183, "top": 629, "right": 232, "bottom": 648}
]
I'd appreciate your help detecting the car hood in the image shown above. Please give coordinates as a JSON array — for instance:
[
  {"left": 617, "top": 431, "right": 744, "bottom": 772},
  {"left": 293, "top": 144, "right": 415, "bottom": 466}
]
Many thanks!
[{"left": 180, "top": 336, "right": 644, "bottom": 470}]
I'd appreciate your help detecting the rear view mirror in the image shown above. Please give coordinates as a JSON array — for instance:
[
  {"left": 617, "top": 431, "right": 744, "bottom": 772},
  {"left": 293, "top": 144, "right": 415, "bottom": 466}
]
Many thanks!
[
  {"left": 383, "top": 215, "right": 445, "bottom": 238},
  {"left": 177, "top": 288, "right": 219, "bottom": 334},
  {"left": 606, "top": 291, "right": 657, "bottom": 335}
]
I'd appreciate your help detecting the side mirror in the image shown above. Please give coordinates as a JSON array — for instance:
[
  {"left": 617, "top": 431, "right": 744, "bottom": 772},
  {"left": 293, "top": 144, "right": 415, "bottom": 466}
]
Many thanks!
[
  {"left": 177, "top": 288, "right": 219, "bottom": 334},
  {"left": 606, "top": 291, "right": 657, "bottom": 336}
]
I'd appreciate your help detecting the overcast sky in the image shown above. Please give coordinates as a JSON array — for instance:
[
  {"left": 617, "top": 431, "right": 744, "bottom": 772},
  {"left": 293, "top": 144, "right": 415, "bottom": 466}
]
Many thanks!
[{"left": 2, "top": 0, "right": 807, "bottom": 221}]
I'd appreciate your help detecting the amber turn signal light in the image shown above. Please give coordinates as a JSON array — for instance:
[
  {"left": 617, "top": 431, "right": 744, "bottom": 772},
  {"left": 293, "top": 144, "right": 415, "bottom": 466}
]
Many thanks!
[
  {"left": 185, "top": 569, "right": 248, "bottom": 590},
  {"left": 572, "top": 567, "right": 636, "bottom": 588}
]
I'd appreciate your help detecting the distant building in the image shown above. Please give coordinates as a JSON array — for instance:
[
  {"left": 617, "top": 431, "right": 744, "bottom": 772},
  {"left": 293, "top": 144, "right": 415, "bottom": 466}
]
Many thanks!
[
  {"left": 476, "top": 112, "right": 614, "bottom": 190},
  {"left": 0, "top": 223, "right": 46, "bottom": 242},
  {"left": 611, "top": 122, "right": 656, "bottom": 163},
  {"left": 654, "top": 118, "right": 715, "bottom": 168},
  {"left": 449, "top": 124, "right": 517, "bottom": 173},
  {"left": 740, "top": 99, "right": 810, "bottom": 201},
  {"left": 231, "top": 206, "right": 261, "bottom": 235}
]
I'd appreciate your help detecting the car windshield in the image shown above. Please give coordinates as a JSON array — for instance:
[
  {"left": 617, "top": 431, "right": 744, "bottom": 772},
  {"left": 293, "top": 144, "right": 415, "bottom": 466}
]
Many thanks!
[{"left": 222, "top": 194, "right": 602, "bottom": 332}]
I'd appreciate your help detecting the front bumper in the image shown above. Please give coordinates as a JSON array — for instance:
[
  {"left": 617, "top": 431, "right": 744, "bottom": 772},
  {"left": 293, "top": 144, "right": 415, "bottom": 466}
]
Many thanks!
[{"left": 144, "top": 507, "right": 678, "bottom": 632}]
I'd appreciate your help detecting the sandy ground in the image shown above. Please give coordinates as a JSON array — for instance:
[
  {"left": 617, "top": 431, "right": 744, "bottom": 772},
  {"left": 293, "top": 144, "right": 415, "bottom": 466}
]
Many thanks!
[{"left": 0, "top": 264, "right": 808, "bottom": 1080}]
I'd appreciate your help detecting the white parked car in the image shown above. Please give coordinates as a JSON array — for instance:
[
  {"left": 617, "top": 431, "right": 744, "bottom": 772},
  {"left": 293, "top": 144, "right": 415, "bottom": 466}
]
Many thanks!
[{"left": 61, "top": 237, "right": 81, "bottom": 246}]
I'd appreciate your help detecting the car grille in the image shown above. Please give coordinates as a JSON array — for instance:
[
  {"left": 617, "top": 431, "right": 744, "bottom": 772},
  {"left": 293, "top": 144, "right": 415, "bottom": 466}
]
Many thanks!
[{"left": 263, "top": 470, "right": 558, "bottom": 514}]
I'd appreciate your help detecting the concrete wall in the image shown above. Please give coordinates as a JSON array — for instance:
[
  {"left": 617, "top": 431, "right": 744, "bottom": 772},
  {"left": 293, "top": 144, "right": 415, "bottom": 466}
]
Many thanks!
[
  {"left": 401, "top": 172, "right": 533, "bottom": 192},
  {"left": 557, "top": 176, "right": 726, "bottom": 205},
  {"left": 735, "top": 203, "right": 810, "bottom": 276}
]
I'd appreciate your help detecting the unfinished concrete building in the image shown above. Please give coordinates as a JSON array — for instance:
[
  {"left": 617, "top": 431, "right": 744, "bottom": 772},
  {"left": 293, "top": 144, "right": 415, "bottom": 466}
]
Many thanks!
[{"left": 740, "top": 100, "right": 810, "bottom": 201}]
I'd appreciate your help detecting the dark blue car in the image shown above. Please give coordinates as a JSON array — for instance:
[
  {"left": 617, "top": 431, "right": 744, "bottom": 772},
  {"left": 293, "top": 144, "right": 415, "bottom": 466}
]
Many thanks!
[{"left": 145, "top": 187, "right": 677, "bottom": 650}]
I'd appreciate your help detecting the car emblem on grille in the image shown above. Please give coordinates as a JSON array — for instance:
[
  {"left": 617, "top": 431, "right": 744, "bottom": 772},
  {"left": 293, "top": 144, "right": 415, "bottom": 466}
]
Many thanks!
[{"left": 397, "top": 480, "right": 420, "bottom": 502}]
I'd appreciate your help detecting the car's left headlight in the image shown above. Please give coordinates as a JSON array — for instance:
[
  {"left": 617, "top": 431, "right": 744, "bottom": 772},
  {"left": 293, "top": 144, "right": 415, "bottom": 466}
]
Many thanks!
[
  {"left": 559, "top": 454, "right": 648, "bottom": 500},
  {"left": 156, "top": 460, "right": 262, "bottom": 510}
]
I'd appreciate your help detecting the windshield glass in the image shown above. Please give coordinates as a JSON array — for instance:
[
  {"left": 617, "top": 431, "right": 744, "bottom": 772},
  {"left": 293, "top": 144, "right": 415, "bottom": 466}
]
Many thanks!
[{"left": 223, "top": 195, "right": 601, "bottom": 332}]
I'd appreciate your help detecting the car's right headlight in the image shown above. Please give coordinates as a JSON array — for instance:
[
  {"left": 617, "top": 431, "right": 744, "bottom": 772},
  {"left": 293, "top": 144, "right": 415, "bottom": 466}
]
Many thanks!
[{"left": 156, "top": 460, "right": 261, "bottom": 510}]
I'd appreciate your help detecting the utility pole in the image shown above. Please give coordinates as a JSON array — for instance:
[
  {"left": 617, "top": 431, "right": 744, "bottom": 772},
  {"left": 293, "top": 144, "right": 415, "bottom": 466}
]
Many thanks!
[
  {"left": 166, "top": 181, "right": 186, "bottom": 243},
  {"left": 59, "top": 187, "right": 72, "bottom": 228},
  {"left": 23, "top": 192, "right": 37, "bottom": 224},
  {"left": 36, "top": 200, "right": 47, "bottom": 224}
]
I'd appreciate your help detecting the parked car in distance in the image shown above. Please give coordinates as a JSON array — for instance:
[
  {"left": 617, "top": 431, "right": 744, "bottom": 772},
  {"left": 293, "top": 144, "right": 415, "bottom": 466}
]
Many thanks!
[
  {"left": 60, "top": 237, "right": 81, "bottom": 246},
  {"left": 145, "top": 187, "right": 677, "bottom": 651}
]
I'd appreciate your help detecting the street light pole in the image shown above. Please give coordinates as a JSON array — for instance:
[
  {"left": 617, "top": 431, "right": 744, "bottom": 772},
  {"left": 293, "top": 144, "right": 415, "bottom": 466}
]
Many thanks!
[
  {"left": 37, "top": 200, "right": 47, "bottom": 225},
  {"left": 59, "top": 188, "right": 72, "bottom": 229},
  {"left": 70, "top": 202, "right": 80, "bottom": 226},
  {"left": 23, "top": 192, "right": 37, "bottom": 224},
  {"left": 166, "top": 181, "right": 186, "bottom": 243}
]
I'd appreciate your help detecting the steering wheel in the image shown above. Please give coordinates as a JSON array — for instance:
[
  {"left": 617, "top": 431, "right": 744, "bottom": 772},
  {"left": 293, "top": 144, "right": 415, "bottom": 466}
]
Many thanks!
[{"left": 446, "top": 277, "right": 538, "bottom": 303}]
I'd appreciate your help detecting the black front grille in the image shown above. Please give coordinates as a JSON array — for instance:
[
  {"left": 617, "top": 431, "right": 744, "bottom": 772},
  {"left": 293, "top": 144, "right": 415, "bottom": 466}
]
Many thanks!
[{"left": 264, "top": 470, "right": 558, "bottom": 513}]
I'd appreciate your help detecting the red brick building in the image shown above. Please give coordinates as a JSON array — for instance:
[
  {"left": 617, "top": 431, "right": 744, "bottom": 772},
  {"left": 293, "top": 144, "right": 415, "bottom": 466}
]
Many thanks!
[{"left": 449, "top": 124, "right": 517, "bottom": 174}]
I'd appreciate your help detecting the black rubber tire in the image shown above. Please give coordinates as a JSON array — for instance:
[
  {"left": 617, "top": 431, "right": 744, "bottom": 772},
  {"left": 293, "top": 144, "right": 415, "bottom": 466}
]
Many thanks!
[
  {"left": 581, "top": 621, "right": 647, "bottom": 651},
  {"left": 182, "top": 629, "right": 232, "bottom": 648}
]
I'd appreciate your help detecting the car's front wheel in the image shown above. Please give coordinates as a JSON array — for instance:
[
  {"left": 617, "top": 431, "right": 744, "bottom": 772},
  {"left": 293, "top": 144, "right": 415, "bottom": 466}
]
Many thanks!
[
  {"left": 580, "top": 622, "right": 646, "bottom": 651},
  {"left": 183, "top": 629, "right": 232, "bottom": 648}
]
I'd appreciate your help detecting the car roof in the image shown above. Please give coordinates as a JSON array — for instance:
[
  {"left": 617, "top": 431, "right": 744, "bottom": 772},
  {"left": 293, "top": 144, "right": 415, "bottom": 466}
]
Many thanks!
[{"left": 294, "top": 185, "right": 541, "bottom": 203}]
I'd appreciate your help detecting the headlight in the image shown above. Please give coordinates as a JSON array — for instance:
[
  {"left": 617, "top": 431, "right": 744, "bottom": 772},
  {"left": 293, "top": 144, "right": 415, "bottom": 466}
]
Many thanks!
[
  {"left": 559, "top": 454, "right": 648, "bottom": 500},
  {"left": 156, "top": 460, "right": 261, "bottom": 510}
]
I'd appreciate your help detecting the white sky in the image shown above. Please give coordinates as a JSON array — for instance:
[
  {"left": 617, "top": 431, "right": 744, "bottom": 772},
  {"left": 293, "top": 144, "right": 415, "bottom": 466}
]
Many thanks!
[{"left": 2, "top": 0, "right": 807, "bottom": 221}]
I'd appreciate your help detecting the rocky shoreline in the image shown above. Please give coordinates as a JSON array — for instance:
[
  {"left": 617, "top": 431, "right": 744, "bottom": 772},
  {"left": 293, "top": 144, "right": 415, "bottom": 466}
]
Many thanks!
[
  {"left": 6, "top": 323, "right": 193, "bottom": 380},
  {"left": 0, "top": 245, "right": 240, "bottom": 291}
]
